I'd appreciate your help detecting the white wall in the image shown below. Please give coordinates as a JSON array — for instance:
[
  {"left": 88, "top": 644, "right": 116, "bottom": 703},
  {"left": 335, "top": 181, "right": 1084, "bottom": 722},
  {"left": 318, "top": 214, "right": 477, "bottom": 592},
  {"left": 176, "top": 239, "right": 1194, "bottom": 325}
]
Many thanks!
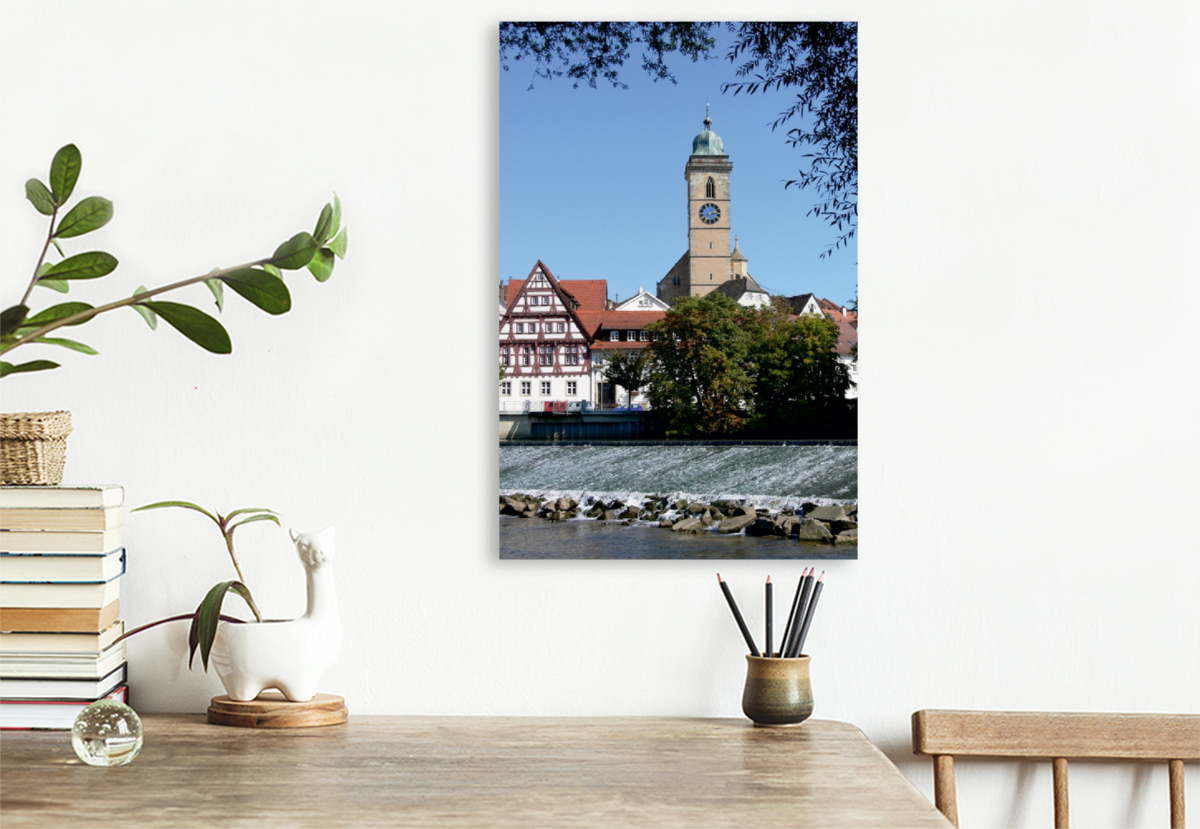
[{"left": 2, "top": 3, "right": 1196, "bottom": 827}]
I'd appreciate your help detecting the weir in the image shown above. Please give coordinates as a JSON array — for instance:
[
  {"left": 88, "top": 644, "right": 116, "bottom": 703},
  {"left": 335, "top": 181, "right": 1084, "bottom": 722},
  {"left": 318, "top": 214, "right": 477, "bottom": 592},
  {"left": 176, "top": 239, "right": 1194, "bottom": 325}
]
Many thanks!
[{"left": 499, "top": 443, "right": 857, "bottom": 511}]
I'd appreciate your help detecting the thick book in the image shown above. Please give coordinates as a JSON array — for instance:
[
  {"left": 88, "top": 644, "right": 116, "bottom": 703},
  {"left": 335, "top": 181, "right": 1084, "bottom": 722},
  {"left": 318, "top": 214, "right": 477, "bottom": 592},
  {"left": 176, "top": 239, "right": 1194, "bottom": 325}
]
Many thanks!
[
  {"left": 0, "top": 505, "right": 125, "bottom": 532},
  {"left": 0, "top": 485, "right": 124, "bottom": 510},
  {"left": 0, "top": 599, "right": 120, "bottom": 633},
  {"left": 0, "top": 575, "right": 121, "bottom": 609},
  {"left": 1, "top": 684, "right": 128, "bottom": 730},
  {"left": 0, "top": 548, "right": 125, "bottom": 584},
  {"left": 0, "top": 641, "right": 127, "bottom": 679},
  {"left": 0, "top": 621, "right": 124, "bottom": 654},
  {"left": 0, "top": 663, "right": 126, "bottom": 699},
  {"left": 0, "top": 527, "right": 123, "bottom": 554}
]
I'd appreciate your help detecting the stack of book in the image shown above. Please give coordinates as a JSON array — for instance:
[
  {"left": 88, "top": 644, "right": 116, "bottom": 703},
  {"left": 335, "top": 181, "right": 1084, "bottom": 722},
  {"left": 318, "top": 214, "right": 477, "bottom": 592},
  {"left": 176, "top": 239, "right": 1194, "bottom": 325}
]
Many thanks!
[{"left": 0, "top": 484, "right": 129, "bottom": 730}]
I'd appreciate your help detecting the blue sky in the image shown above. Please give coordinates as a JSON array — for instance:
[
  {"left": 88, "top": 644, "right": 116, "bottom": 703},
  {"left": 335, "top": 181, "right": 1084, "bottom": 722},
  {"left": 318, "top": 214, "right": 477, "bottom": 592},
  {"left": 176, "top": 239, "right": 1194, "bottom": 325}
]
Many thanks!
[{"left": 498, "top": 26, "right": 857, "bottom": 309}]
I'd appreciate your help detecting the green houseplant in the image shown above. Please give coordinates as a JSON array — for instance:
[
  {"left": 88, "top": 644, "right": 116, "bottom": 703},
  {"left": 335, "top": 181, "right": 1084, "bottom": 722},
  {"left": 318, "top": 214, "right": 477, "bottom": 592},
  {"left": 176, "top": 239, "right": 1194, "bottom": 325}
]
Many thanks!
[{"left": 116, "top": 501, "right": 277, "bottom": 671}]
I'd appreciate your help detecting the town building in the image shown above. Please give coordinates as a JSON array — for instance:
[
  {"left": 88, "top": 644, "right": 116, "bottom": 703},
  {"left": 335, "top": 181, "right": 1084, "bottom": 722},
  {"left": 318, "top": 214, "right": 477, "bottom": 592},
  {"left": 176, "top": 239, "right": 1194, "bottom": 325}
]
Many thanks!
[{"left": 499, "top": 262, "right": 664, "bottom": 412}]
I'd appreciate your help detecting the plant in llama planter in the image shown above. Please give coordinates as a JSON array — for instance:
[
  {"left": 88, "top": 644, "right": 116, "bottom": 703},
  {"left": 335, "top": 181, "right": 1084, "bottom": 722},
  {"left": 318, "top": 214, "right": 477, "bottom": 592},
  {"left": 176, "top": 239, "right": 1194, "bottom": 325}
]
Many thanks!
[
  {"left": 116, "top": 503, "right": 343, "bottom": 713},
  {"left": 211, "top": 527, "right": 341, "bottom": 702}
]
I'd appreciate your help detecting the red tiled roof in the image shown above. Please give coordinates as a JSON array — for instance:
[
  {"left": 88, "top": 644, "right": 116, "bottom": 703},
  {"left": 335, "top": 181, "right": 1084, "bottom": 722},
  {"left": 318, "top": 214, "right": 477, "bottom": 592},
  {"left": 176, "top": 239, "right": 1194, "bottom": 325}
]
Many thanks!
[
  {"left": 833, "top": 318, "right": 858, "bottom": 355},
  {"left": 595, "top": 310, "right": 666, "bottom": 329},
  {"left": 591, "top": 341, "right": 652, "bottom": 351},
  {"left": 505, "top": 277, "right": 609, "bottom": 313}
]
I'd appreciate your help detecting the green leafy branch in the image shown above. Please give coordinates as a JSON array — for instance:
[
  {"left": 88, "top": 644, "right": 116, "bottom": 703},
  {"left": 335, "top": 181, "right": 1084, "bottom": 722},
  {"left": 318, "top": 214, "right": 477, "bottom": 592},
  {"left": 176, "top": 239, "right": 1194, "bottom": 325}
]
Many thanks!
[
  {"left": 119, "top": 502, "right": 281, "bottom": 671},
  {"left": 1, "top": 144, "right": 348, "bottom": 378}
]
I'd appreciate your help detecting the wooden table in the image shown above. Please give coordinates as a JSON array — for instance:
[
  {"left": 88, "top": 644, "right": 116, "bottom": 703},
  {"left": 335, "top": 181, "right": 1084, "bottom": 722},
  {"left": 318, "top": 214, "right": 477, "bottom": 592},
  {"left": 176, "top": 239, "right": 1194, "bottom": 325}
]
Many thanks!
[{"left": 1, "top": 716, "right": 951, "bottom": 828}]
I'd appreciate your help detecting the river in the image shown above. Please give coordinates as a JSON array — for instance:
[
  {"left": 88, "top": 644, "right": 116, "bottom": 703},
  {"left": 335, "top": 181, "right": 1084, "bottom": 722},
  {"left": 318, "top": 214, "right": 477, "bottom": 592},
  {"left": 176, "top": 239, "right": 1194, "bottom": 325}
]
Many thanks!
[{"left": 499, "top": 443, "right": 857, "bottom": 560}]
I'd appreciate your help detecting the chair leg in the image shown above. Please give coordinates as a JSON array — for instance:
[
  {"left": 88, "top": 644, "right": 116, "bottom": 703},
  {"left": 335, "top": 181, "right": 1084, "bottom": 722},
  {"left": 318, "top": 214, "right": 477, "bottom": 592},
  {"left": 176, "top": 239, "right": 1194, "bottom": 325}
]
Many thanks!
[
  {"left": 1169, "top": 759, "right": 1185, "bottom": 829},
  {"left": 1053, "top": 757, "right": 1069, "bottom": 829},
  {"left": 933, "top": 754, "right": 959, "bottom": 827}
]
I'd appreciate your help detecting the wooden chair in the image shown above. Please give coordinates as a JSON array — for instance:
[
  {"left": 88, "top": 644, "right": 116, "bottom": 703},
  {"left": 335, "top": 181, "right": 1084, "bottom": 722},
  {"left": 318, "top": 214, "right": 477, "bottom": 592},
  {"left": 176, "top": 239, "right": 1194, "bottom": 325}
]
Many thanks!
[{"left": 912, "top": 710, "right": 1199, "bottom": 828}]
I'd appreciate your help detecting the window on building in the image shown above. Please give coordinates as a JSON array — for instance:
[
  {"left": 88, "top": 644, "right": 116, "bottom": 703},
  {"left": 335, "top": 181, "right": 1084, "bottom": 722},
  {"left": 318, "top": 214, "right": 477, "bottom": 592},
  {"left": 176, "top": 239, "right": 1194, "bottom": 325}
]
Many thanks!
[
  {"left": 501, "top": 381, "right": 511, "bottom": 396},
  {"left": 540, "top": 381, "right": 551, "bottom": 396},
  {"left": 520, "top": 381, "right": 531, "bottom": 395},
  {"left": 610, "top": 331, "right": 619, "bottom": 341},
  {"left": 706, "top": 177, "right": 715, "bottom": 198},
  {"left": 557, "top": 323, "right": 564, "bottom": 333},
  {"left": 567, "top": 381, "right": 577, "bottom": 396},
  {"left": 640, "top": 331, "right": 649, "bottom": 341},
  {"left": 502, "top": 356, "right": 510, "bottom": 366}
]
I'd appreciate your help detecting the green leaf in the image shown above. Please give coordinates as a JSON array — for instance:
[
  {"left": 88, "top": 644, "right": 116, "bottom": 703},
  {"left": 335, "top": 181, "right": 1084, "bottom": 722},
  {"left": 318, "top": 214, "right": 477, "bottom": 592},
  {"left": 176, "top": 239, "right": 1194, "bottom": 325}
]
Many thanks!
[
  {"left": 328, "top": 226, "right": 348, "bottom": 259},
  {"left": 33, "top": 336, "right": 98, "bottom": 355},
  {"left": 262, "top": 262, "right": 282, "bottom": 280},
  {"left": 41, "top": 251, "right": 118, "bottom": 281},
  {"left": 1, "top": 359, "right": 59, "bottom": 377},
  {"left": 330, "top": 194, "right": 342, "bottom": 237},
  {"left": 139, "top": 301, "right": 232, "bottom": 353},
  {"left": 55, "top": 196, "right": 113, "bottom": 238},
  {"left": 131, "top": 286, "right": 157, "bottom": 329},
  {"left": 23, "top": 302, "right": 95, "bottom": 328},
  {"left": 220, "top": 267, "right": 291, "bottom": 315},
  {"left": 25, "top": 179, "right": 55, "bottom": 215},
  {"left": 1, "top": 306, "right": 29, "bottom": 337},
  {"left": 313, "top": 203, "right": 334, "bottom": 245},
  {"left": 49, "top": 144, "right": 82, "bottom": 204},
  {"left": 193, "top": 580, "right": 259, "bottom": 671},
  {"left": 223, "top": 507, "right": 280, "bottom": 521},
  {"left": 37, "top": 278, "right": 70, "bottom": 293},
  {"left": 269, "top": 231, "right": 318, "bottom": 270},
  {"left": 307, "top": 248, "right": 335, "bottom": 282},
  {"left": 227, "top": 513, "right": 282, "bottom": 534},
  {"left": 206, "top": 278, "right": 225, "bottom": 312},
  {"left": 132, "top": 500, "right": 220, "bottom": 523}
]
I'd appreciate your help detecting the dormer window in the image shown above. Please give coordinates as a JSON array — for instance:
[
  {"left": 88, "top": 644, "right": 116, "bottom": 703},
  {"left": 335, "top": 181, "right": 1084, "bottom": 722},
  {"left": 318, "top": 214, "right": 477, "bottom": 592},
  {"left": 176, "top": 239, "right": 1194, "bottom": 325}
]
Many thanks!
[{"left": 610, "top": 330, "right": 619, "bottom": 341}]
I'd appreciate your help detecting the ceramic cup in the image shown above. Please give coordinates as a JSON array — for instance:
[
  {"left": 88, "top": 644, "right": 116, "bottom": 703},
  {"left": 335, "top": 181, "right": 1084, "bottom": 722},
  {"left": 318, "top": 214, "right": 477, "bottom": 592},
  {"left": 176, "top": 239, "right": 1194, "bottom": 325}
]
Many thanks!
[{"left": 741, "top": 654, "right": 813, "bottom": 727}]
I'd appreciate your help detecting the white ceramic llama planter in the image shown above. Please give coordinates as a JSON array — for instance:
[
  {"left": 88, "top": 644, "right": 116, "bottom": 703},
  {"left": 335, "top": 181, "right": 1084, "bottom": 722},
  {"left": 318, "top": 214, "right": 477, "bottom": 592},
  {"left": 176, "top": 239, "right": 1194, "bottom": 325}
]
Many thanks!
[{"left": 210, "top": 527, "right": 341, "bottom": 702}]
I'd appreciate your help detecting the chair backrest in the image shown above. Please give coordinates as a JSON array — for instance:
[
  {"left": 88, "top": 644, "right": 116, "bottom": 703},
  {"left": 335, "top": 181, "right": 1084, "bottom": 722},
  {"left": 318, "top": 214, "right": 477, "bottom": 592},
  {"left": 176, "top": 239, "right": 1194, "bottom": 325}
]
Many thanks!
[{"left": 911, "top": 710, "right": 1199, "bottom": 828}]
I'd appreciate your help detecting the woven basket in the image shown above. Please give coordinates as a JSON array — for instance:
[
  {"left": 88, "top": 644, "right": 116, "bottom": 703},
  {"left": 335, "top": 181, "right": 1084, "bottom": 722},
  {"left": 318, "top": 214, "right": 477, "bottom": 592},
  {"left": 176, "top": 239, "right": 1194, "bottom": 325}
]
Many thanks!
[{"left": 0, "top": 410, "right": 73, "bottom": 485}]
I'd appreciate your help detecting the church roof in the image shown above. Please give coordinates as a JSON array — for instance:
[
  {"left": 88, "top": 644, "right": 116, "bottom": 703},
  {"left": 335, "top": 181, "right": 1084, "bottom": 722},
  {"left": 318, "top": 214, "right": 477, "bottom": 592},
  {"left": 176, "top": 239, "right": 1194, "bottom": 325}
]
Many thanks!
[
  {"left": 691, "top": 114, "right": 726, "bottom": 156},
  {"left": 714, "top": 276, "right": 766, "bottom": 302}
]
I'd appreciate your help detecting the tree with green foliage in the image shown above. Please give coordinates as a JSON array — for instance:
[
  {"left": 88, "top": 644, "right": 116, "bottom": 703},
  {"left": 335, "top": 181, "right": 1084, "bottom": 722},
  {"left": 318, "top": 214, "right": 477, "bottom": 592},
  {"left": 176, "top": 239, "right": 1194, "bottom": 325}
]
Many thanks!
[
  {"left": 746, "top": 302, "right": 852, "bottom": 435},
  {"left": 499, "top": 21, "right": 856, "bottom": 257},
  {"left": 645, "top": 292, "right": 755, "bottom": 437},
  {"left": 600, "top": 347, "right": 650, "bottom": 406},
  {"left": 1, "top": 144, "right": 347, "bottom": 379}
]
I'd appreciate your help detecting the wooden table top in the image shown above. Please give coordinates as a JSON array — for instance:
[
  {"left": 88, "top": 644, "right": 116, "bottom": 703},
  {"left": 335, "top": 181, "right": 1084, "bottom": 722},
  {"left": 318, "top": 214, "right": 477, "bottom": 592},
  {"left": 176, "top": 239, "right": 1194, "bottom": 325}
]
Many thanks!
[{"left": 1, "top": 715, "right": 951, "bottom": 828}]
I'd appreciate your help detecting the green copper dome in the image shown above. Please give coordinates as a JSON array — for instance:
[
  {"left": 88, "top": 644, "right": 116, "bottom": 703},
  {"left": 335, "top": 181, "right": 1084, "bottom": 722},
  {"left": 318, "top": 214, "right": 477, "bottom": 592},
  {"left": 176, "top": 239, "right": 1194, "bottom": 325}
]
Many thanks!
[{"left": 691, "top": 115, "right": 725, "bottom": 156}]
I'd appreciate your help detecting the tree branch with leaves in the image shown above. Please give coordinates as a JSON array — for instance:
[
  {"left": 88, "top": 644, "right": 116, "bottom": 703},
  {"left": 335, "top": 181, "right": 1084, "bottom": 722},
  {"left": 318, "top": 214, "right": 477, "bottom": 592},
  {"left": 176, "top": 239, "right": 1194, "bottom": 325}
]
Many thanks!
[{"left": 1, "top": 144, "right": 348, "bottom": 378}]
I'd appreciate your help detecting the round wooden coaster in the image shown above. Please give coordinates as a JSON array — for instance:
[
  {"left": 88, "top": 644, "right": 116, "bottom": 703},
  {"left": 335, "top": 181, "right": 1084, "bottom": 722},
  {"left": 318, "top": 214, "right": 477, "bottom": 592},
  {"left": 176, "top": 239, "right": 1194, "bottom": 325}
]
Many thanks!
[{"left": 207, "top": 691, "right": 348, "bottom": 728}]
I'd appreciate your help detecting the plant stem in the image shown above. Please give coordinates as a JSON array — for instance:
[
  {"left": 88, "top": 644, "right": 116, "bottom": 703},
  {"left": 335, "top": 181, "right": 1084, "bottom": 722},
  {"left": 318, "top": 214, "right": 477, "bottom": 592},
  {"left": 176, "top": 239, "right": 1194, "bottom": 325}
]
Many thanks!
[
  {"left": 20, "top": 208, "right": 59, "bottom": 307},
  {"left": 1, "top": 255, "right": 275, "bottom": 356},
  {"left": 112, "top": 612, "right": 247, "bottom": 646}
]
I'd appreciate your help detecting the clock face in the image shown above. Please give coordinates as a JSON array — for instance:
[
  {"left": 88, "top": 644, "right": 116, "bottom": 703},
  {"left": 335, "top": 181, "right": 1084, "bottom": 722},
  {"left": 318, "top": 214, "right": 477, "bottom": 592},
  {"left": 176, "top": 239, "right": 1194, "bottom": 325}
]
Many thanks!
[{"left": 699, "top": 203, "right": 721, "bottom": 224}]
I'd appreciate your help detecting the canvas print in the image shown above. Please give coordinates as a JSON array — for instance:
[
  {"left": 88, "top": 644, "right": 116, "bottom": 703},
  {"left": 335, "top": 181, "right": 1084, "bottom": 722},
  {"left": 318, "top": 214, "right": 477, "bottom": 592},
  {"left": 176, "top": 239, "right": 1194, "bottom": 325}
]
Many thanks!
[{"left": 498, "top": 23, "right": 857, "bottom": 559}]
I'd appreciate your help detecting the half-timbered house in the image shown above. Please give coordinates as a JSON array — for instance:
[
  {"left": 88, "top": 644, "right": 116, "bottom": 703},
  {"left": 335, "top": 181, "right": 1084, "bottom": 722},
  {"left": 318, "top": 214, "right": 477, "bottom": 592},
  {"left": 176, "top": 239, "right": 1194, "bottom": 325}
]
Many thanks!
[{"left": 499, "top": 261, "right": 600, "bottom": 412}]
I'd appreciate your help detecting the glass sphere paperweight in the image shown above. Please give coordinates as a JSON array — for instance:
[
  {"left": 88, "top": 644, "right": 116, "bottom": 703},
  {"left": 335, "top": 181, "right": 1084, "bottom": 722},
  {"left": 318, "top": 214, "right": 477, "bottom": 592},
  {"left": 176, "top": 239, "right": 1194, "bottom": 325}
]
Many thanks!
[{"left": 72, "top": 699, "right": 143, "bottom": 766}]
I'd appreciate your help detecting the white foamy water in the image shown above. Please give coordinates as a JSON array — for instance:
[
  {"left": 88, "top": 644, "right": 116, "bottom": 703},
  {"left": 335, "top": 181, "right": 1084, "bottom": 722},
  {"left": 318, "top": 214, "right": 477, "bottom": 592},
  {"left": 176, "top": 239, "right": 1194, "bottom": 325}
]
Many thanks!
[{"left": 499, "top": 444, "right": 856, "bottom": 512}]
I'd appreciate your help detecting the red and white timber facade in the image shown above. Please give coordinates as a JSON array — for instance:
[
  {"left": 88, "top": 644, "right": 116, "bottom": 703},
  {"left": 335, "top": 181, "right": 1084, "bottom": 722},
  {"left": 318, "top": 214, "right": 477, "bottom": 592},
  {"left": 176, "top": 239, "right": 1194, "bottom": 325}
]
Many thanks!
[{"left": 499, "top": 261, "right": 597, "bottom": 413}]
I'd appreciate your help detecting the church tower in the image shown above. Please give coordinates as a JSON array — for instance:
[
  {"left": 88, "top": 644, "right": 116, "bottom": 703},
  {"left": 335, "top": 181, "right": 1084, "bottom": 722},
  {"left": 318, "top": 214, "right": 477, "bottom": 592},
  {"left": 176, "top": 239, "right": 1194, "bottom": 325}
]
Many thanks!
[
  {"left": 686, "top": 113, "right": 733, "bottom": 295},
  {"left": 658, "top": 113, "right": 739, "bottom": 302}
]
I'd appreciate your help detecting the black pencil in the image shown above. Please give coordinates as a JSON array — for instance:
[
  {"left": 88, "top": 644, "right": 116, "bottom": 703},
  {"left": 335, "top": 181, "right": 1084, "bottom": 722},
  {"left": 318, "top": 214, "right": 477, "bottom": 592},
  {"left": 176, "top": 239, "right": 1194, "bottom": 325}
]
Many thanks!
[
  {"left": 780, "top": 567, "right": 809, "bottom": 654},
  {"left": 765, "top": 576, "right": 773, "bottom": 658},
  {"left": 717, "top": 574, "right": 760, "bottom": 656},
  {"left": 793, "top": 571, "right": 825, "bottom": 657},
  {"left": 783, "top": 568, "right": 814, "bottom": 658}
]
